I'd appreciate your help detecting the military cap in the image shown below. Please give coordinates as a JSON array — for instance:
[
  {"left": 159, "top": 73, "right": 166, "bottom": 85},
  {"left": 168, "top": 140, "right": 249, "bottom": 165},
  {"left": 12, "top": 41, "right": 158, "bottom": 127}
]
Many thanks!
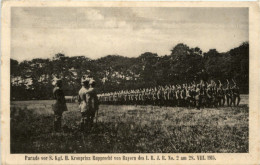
[
  {"left": 89, "top": 79, "right": 96, "bottom": 85},
  {"left": 54, "top": 79, "right": 62, "bottom": 85},
  {"left": 81, "top": 77, "right": 90, "bottom": 84}
]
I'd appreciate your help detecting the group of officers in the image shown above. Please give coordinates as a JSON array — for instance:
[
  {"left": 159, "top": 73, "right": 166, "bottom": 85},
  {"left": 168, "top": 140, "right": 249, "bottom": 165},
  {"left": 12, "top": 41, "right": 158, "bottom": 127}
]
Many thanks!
[
  {"left": 52, "top": 77, "right": 99, "bottom": 132},
  {"left": 98, "top": 79, "right": 240, "bottom": 109}
]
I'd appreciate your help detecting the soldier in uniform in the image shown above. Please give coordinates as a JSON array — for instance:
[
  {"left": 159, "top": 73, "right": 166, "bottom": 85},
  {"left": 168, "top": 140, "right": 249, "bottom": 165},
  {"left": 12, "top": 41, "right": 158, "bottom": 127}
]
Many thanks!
[
  {"left": 78, "top": 77, "right": 90, "bottom": 131},
  {"left": 190, "top": 84, "right": 196, "bottom": 107},
  {"left": 130, "top": 90, "right": 134, "bottom": 105},
  {"left": 206, "top": 84, "right": 213, "bottom": 107},
  {"left": 144, "top": 88, "right": 149, "bottom": 105},
  {"left": 200, "top": 82, "right": 207, "bottom": 108},
  {"left": 225, "top": 80, "right": 233, "bottom": 106},
  {"left": 185, "top": 86, "right": 192, "bottom": 107},
  {"left": 212, "top": 84, "right": 218, "bottom": 108},
  {"left": 232, "top": 80, "right": 240, "bottom": 106},
  {"left": 195, "top": 84, "right": 201, "bottom": 109},
  {"left": 217, "top": 81, "right": 225, "bottom": 106},
  {"left": 171, "top": 85, "right": 177, "bottom": 107},
  {"left": 157, "top": 86, "right": 163, "bottom": 107},
  {"left": 86, "top": 79, "right": 99, "bottom": 127},
  {"left": 109, "top": 92, "right": 113, "bottom": 105},
  {"left": 52, "top": 79, "right": 67, "bottom": 132},
  {"left": 180, "top": 85, "right": 186, "bottom": 107},
  {"left": 136, "top": 89, "right": 140, "bottom": 105},
  {"left": 152, "top": 87, "right": 157, "bottom": 106}
]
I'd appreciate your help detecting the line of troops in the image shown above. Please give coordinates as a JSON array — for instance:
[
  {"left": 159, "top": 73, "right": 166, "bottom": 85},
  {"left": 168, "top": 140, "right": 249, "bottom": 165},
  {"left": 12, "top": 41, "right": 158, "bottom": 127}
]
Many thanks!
[{"left": 98, "top": 80, "right": 240, "bottom": 109}]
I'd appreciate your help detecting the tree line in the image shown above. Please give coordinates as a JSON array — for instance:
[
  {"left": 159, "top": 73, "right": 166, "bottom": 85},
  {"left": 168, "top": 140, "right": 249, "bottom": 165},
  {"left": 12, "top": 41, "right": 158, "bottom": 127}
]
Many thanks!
[{"left": 11, "top": 42, "right": 249, "bottom": 100}]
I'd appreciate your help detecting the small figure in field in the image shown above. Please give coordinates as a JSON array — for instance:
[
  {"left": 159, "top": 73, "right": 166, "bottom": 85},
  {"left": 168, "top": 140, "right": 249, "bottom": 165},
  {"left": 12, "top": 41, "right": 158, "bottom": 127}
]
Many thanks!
[
  {"left": 52, "top": 79, "right": 67, "bottom": 132},
  {"left": 217, "top": 80, "right": 225, "bottom": 106},
  {"left": 86, "top": 79, "right": 99, "bottom": 128},
  {"left": 225, "top": 79, "right": 234, "bottom": 106},
  {"left": 232, "top": 79, "right": 240, "bottom": 106},
  {"left": 78, "top": 77, "right": 90, "bottom": 131}
]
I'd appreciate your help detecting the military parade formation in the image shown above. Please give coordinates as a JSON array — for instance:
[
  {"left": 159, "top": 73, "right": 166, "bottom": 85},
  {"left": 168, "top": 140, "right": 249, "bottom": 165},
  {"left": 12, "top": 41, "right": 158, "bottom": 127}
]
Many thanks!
[
  {"left": 52, "top": 77, "right": 240, "bottom": 132},
  {"left": 98, "top": 79, "right": 240, "bottom": 109}
]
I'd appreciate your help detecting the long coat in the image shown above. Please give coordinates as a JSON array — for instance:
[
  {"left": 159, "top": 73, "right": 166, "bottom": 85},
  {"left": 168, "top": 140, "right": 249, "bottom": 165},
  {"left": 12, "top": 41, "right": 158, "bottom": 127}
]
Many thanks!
[
  {"left": 86, "top": 87, "right": 99, "bottom": 113},
  {"left": 52, "top": 87, "right": 67, "bottom": 114}
]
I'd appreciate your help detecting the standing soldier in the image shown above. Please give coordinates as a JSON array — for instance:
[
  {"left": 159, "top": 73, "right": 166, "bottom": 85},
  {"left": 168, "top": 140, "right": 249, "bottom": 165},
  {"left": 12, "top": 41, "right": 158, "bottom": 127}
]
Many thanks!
[
  {"left": 200, "top": 82, "right": 207, "bottom": 108},
  {"left": 114, "top": 91, "right": 119, "bottom": 105},
  {"left": 130, "top": 90, "right": 134, "bottom": 105},
  {"left": 180, "top": 85, "right": 186, "bottom": 107},
  {"left": 78, "top": 77, "right": 90, "bottom": 131},
  {"left": 152, "top": 87, "right": 157, "bottom": 106},
  {"left": 135, "top": 89, "right": 139, "bottom": 106},
  {"left": 109, "top": 92, "right": 113, "bottom": 105},
  {"left": 123, "top": 90, "right": 127, "bottom": 105},
  {"left": 176, "top": 85, "right": 181, "bottom": 107},
  {"left": 217, "top": 80, "right": 225, "bottom": 106},
  {"left": 52, "top": 79, "right": 67, "bottom": 132},
  {"left": 195, "top": 84, "right": 201, "bottom": 110},
  {"left": 144, "top": 88, "right": 149, "bottom": 105},
  {"left": 157, "top": 86, "right": 162, "bottom": 107},
  {"left": 171, "top": 85, "right": 177, "bottom": 107},
  {"left": 232, "top": 79, "right": 240, "bottom": 106},
  {"left": 225, "top": 80, "right": 233, "bottom": 106},
  {"left": 212, "top": 84, "right": 218, "bottom": 108},
  {"left": 185, "top": 86, "right": 192, "bottom": 107},
  {"left": 163, "top": 86, "right": 168, "bottom": 106},
  {"left": 86, "top": 79, "right": 99, "bottom": 127}
]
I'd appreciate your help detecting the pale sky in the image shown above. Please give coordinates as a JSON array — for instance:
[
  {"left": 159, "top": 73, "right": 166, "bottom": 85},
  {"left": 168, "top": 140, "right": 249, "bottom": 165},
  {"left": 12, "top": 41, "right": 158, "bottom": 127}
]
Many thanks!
[{"left": 11, "top": 7, "right": 248, "bottom": 61}]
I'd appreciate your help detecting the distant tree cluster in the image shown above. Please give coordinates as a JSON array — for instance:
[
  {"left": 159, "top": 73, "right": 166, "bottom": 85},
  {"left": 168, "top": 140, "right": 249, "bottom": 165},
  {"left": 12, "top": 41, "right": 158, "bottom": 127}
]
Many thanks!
[{"left": 11, "top": 42, "right": 249, "bottom": 100}]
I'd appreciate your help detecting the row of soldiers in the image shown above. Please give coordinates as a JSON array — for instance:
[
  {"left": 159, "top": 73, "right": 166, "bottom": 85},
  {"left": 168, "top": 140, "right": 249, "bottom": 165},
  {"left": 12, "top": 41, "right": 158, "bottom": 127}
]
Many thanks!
[{"left": 98, "top": 80, "right": 240, "bottom": 109}]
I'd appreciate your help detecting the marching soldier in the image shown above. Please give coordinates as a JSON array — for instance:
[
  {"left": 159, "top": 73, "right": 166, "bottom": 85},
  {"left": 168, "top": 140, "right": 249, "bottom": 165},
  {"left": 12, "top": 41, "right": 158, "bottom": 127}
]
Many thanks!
[{"left": 52, "top": 79, "right": 67, "bottom": 132}]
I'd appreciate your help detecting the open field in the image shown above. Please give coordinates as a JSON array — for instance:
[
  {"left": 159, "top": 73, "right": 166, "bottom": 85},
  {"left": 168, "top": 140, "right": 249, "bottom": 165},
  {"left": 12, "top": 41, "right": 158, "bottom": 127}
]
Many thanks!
[{"left": 10, "top": 95, "right": 249, "bottom": 153}]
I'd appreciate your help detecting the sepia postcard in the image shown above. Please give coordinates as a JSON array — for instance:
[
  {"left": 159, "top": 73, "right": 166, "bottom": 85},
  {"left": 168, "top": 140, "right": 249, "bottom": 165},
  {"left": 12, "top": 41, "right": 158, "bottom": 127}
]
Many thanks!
[{"left": 1, "top": 1, "right": 260, "bottom": 165}]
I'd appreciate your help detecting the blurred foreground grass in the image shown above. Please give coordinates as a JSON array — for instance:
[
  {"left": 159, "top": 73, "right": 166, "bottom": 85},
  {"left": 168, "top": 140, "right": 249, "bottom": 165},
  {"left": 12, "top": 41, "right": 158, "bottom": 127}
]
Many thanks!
[{"left": 11, "top": 95, "right": 248, "bottom": 153}]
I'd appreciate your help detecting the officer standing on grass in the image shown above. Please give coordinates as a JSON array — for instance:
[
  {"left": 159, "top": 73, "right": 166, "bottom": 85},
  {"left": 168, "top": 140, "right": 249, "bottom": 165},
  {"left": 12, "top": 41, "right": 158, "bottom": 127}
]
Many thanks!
[
  {"left": 78, "top": 77, "right": 90, "bottom": 131},
  {"left": 232, "top": 79, "right": 240, "bottom": 106},
  {"left": 52, "top": 79, "right": 67, "bottom": 132},
  {"left": 86, "top": 79, "right": 99, "bottom": 128}
]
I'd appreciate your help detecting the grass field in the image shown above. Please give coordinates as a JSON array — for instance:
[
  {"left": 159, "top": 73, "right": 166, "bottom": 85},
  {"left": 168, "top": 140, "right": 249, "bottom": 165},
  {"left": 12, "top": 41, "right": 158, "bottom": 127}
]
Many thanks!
[{"left": 10, "top": 95, "right": 249, "bottom": 153}]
